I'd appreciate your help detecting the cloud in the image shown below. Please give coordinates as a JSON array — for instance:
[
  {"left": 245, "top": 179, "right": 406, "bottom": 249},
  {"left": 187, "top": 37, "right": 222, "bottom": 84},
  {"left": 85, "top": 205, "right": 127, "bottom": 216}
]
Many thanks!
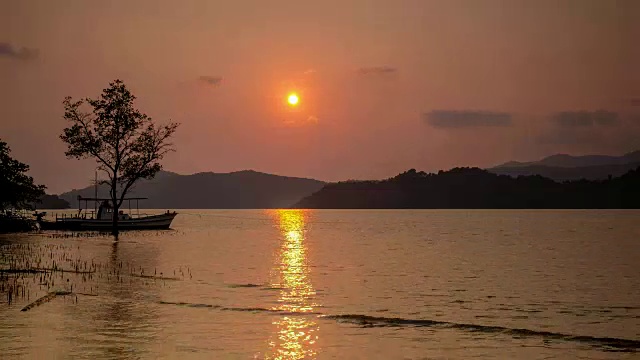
[
  {"left": 551, "top": 110, "right": 619, "bottom": 127},
  {"left": 358, "top": 66, "right": 397, "bottom": 75},
  {"left": 198, "top": 75, "right": 223, "bottom": 86},
  {"left": 424, "top": 110, "right": 512, "bottom": 128},
  {"left": 282, "top": 115, "right": 319, "bottom": 127},
  {"left": 537, "top": 111, "right": 637, "bottom": 147},
  {"left": 0, "top": 42, "right": 38, "bottom": 60}
]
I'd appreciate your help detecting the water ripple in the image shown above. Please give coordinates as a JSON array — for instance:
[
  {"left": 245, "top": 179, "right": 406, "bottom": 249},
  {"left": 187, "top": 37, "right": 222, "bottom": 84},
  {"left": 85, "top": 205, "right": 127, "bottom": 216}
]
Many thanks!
[{"left": 157, "top": 300, "right": 640, "bottom": 352}]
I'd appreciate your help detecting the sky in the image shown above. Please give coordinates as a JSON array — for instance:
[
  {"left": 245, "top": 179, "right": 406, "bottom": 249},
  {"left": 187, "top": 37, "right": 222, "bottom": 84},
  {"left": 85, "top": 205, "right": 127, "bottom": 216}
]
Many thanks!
[{"left": 1, "top": 0, "right": 639, "bottom": 194}]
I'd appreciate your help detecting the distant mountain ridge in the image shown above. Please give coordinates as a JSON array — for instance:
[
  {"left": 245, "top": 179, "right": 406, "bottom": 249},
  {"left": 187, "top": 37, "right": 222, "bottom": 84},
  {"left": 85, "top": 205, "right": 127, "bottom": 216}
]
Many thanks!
[
  {"left": 58, "top": 150, "right": 640, "bottom": 209},
  {"left": 489, "top": 150, "right": 640, "bottom": 181},
  {"left": 494, "top": 150, "right": 640, "bottom": 168},
  {"left": 60, "top": 170, "right": 325, "bottom": 209},
  {"left": 295, "top": 167, "right": 640, "bottom": 209}
]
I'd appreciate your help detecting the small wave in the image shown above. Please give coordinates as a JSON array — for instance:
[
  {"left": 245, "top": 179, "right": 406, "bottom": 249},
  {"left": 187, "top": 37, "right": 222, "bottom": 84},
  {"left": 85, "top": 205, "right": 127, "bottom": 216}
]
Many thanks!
[
  {"left": 159, "top": 301, "right": 319, "bottom": 316},
  {"left": 606, "top": 306, "right": 639, "bottom": 310},
  {"left": 226, "top": 283, "right": 262, "bottom": 288},
  {"left": 158, "top": 301, "right": 220, "bottom": 309},
  {"left": 226, "top": 283, "right": 289, "bottom": 291},
  {"left": 221, "top": 306, "right": 321, "bottom": 317},
  {"left": 323, "top": 314, "right": 640, "bottom": 352},
  {"left": 450, "top": 299, "right": 470, "bottom": 304},
  {"left": 260, "top": 286, "right": 285, "bottom": 291},
  {"left": 220, "top": 306, "right": 274, "bottom": 312},
  {"left": 155, "top": 300, "right": 638, "bottom": 352}
]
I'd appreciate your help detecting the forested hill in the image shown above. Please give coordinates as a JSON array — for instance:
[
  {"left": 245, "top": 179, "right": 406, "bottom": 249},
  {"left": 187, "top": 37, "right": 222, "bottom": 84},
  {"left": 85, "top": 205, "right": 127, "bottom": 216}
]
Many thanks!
[
  {"left": 488, "top": 150, "right": 640, "bottom": 181},
  {"left": 294, "top": 167, "right": 640, "bottom": 209},
  {"left": 36, "top": 194, "right": 70, "bottom": 209},
  {"left": 61, "top": 170, "right": 325, "bottom": 209}
]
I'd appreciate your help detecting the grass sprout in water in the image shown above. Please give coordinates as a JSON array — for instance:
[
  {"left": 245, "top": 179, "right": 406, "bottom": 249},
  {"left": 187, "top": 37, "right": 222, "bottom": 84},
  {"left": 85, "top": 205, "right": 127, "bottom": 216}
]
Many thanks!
[{"left": 0, "top": 237, "right": 190, "bottom": 311}]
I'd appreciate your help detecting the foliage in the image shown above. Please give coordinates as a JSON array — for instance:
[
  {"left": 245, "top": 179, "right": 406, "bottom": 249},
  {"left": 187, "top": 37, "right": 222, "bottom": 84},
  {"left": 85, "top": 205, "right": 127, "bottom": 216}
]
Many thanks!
[
  {"left": 37, "top": 194, "right": 70, "bottom": 209},
  {"left": 60, "top": 80, "right": 178, "bottom": 235},
  {"left": 295, "top": 167, "right": 640, "bottom": 209},
  {"left": 0, "top": 214, "right": 35, "bottom": 233},
  {"left": 0, "top": 139, "right": 46, "bottom": 211}
]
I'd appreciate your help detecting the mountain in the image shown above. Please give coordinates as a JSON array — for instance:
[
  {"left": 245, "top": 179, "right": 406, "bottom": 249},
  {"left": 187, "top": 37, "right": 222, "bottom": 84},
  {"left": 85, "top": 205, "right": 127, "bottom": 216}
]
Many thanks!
[
  {"left": 60, "top": 170, "right": 325, "bottom": 209},
  {"left": 489, "top": 150, "right": 640, "bottom": 181},
  {"left": 494, "top": 150, "right": 640, "bottom": 168},
  {"left": 489, "top": 161, "right": 640, "bottom": 182},
  {"left": 294, "top": 167, "right": 640, "bottom": 209}
]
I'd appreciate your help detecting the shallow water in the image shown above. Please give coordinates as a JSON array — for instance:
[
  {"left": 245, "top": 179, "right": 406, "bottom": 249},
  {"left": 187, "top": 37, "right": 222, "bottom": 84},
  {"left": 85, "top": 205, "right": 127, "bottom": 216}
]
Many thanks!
[{"left": 1, "top": 210, "right": 639, "bottom": 359}]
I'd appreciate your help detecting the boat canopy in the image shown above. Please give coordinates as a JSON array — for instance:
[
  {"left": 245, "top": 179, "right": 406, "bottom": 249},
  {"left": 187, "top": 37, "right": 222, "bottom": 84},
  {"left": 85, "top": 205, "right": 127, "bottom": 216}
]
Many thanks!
[
  {"left": 77, "top": 196, "right": 148, "bottom": 201},
  {"left": 77, "top": 196, "right": 148, "bottom": 218}
]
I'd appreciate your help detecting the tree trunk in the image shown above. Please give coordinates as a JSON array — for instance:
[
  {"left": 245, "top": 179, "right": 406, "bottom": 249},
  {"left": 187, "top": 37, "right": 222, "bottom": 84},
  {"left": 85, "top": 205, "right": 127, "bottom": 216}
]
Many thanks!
[
  {"left": 112, "top": 201, "right": 119, "bottom": 239},
  {"left": 111, "top": 182, "right": 119, "bottom": 240}
]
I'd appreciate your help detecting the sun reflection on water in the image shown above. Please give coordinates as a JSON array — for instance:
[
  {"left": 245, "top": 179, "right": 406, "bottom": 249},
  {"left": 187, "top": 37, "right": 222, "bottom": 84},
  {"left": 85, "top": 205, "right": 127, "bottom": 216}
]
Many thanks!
[{"left": 266, "top": 209, "right": 319, "bottom": 359}]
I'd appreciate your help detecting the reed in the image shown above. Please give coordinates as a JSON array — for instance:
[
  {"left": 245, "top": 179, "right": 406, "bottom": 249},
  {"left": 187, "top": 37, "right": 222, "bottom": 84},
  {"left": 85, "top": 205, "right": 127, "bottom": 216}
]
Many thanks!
[{"left": 1, "top": 236, "right": 191, "bottom": 310}]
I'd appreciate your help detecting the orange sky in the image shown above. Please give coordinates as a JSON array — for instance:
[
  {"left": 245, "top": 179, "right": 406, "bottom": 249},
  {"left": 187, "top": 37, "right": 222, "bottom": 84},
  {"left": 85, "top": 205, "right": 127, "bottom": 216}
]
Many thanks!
[{"left": 1, "top": 0, "right": 639, "bottom": 193}]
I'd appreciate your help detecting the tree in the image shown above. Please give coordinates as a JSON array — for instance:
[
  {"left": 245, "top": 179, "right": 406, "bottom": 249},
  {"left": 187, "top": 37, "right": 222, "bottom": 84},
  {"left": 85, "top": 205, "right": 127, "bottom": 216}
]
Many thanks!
[
  {"left": 60, "top": 80, "right": 179, "bottom": 238},
  {"left": 0, "top": 139, "right": 46, "bottom": 211}
]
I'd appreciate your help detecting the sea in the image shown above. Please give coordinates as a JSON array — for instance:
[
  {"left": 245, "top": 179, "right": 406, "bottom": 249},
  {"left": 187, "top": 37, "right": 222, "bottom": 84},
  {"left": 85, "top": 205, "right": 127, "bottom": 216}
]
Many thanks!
[{"left": 0, "top": 210, "right": 639, "bottom": 359}]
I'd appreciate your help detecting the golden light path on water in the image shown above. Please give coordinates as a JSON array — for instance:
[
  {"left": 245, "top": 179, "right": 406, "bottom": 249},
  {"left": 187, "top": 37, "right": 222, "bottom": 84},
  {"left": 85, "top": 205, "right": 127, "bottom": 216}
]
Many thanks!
[{"left": 266, "top": 209, "right": 319, "bottom": 359}]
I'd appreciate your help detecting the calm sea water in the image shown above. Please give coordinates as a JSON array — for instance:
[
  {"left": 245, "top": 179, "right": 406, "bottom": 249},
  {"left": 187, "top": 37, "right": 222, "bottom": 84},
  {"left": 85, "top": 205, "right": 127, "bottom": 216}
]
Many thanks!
[{"left": 1, "top": 210, "right": 639, "bottom": 359}]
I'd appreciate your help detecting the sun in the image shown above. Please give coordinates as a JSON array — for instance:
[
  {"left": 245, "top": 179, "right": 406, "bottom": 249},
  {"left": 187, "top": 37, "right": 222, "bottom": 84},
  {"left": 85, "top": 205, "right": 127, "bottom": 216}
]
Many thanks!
[{"left": 287, "top": 93, "right": 299, "bottom": 106}]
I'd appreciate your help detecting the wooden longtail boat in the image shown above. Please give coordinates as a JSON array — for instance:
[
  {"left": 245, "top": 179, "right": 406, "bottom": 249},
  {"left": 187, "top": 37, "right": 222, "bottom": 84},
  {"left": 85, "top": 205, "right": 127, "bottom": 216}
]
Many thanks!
[{"left": 36, "top": 196, "right": 177, "bottom": 231}]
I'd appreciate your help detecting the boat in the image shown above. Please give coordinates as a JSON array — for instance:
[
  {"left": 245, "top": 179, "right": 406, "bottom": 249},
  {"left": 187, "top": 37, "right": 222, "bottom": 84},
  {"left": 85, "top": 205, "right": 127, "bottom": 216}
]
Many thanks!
[{"left": 35, "top": 196, "right": 177, "bottom": 231}]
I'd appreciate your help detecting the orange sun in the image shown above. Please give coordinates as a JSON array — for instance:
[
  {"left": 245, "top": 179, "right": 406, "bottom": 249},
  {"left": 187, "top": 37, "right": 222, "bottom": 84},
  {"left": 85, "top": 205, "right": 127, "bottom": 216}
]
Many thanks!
[{"left": 287, "top": 93, "right": 299, "bottom": 106}]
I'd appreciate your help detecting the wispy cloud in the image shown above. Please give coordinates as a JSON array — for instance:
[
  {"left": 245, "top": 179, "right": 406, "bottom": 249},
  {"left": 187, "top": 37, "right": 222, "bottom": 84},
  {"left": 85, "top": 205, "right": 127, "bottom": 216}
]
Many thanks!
[
  {"left": 198, "top": 75, "right": 223, "bottom": 86},
  {"left": 282, "top": 115, "right": 320, "bottom": 127},
  {"left": 358, "top": 66, "right": 397, "bottom": 75},
  {"left": 537, "top": 110, "right": 633, "bottom": 146},
  {"left": 0, "top": 42, "right": 38, "bottom": 60},
  {"left": 552, "top": 110, "right": 619, "bottom": 127},
  {"left": 424, "top": 110, "right": 512, "bottom": 128}
]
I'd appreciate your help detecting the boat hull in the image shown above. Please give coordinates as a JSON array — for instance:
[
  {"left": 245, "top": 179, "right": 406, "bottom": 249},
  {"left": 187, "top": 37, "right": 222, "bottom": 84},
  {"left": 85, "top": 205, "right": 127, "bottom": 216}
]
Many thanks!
[{"left": 39, "top": 213, "right": 177, "bottom": 231}]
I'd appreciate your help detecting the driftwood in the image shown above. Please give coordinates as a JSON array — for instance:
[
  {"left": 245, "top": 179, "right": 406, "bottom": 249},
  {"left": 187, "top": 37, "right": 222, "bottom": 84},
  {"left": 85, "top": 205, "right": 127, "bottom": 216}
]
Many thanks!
[
  {"left": 0, "top": 268, "right": 95, "bottom": 274},
  {"left": 20, "top": 290, "right": 71, "bottom": 312},
  {"left": 131, "top": 274, "right": 181, "bottom": 281}
]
